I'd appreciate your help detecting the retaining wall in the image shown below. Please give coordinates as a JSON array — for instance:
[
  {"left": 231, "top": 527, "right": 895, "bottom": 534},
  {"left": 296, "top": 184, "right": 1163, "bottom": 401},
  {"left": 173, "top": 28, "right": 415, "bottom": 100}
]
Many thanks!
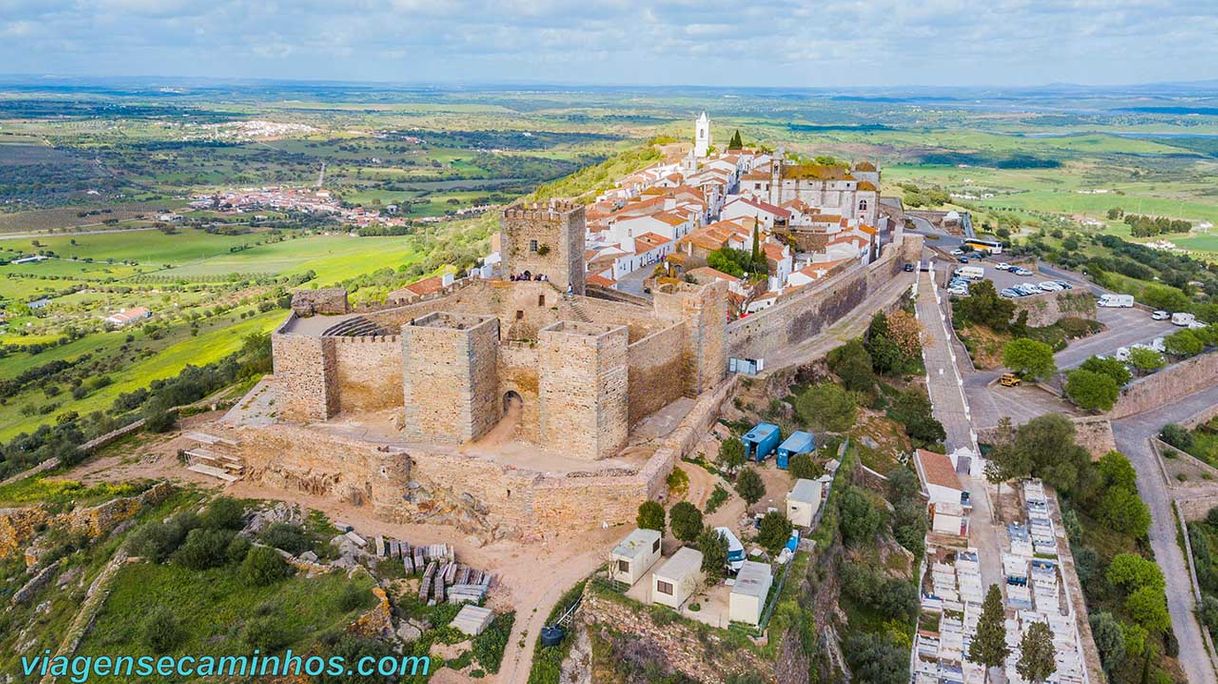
[{"left": 1111, "top": 351, "right": 1218, "bottom": 419}]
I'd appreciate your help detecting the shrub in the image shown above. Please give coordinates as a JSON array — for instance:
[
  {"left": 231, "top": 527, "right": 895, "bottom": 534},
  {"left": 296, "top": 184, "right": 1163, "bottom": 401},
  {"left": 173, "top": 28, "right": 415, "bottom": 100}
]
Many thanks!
[
  {"left": 1160, "top": 423, "right": 1194, "bottom": 451},
  {"left": 1065, "top": 369, "right": 1119, "bottom": 411},
  {"left": 241, "top": 546, "right": 294, "bottom": 586},
  {"left": 260, "top": 523, "right": 311, "bottom": 555},
  {"left": 1165, "top": 329, "right": 1204, "bottom": 357},
  {"left": 243, "top": 615, "right": 292, "bottom": 651},
  {"left": 201, "top": 497, "right": 245, "bottom": 530},
  {"left": 839, "top": 486, "right": 883, "bottom": 547},
  {"left": 636, "top": 500, "right": 665, "bottom": 532},
  {"left": 888, "top": 388, "right": 946, "bottom": 447},
  {"left": 1129, "top": 346, "right": 1166, "bottom": 373},
  {"left": 173, "top": 527, "right": 237, "bottom": 570},
  {"left": 794, "top": 383, "right": 857, "bottom": 433},
  {"left": 828, "top": 339, "right": 876, "bottom": 392},
  {"left": 337, "top": 584, "right": 372, "bottom": 613},
  {"left": 471, "top": 612, "right": 515, "bottom": 674},
  {"left": 1106, "top": 553, "right": 1165, "bottom": 592},
  {"left": 1080, "top": 355, "right": 1132, "bottom": 387},
  {"left": 787, "top": 453, "right": 822, "bottom": 480},
  {"left": 717, "top": 437, "right": 745, "bottom": 471},
  {"left": 142, "top": 606, "right": 186, "bottom": 653},
  {"left": 1098, "top": 489, "right": 1151, "bottom": 538}
]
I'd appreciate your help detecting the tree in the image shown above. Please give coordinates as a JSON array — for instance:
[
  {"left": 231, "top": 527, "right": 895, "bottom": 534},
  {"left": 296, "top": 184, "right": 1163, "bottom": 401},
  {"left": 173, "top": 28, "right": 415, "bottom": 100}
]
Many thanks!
[
  {"left": 1080, "top": 355, "right": 1132, "bottom": 387},
  {"left": 1097, "top": 451, "right": 1137, "bottom": 491},
  {"left": 728, "top": 129, "right": 744, "bottom": 150},
  {"left": 241, "top": 546, "right": 294, "bottom": 586},
  {"left": 1065, "top": 369, "right": 1119, "bottom": 411},
  {"left": 1166, "top": 329, "right": 1204, "bottom": 357},
  {"left": 1106, "top": 553, "right": 1165, "bottom": 593},
  {"left": 1126, "top": 586, "right": 1171, "bottom": 633},
  {"left": 1002, "top": 339, "right": 1056, "bottom": 380},
  {"left": 794, "top": 383, "right": 857, "bottom": 433},
  {"left": 718, "top": 436, "right": 746, "bottom": 472},
  {"left": 985, "top": 414, "right": 1093, "bottom": 494},
  {"left": 888, "top": 388, "right": 946, "bottom": 447},
  {"left": 696, "top": 526, "right": 729, "bottom": 582},
  {"left": 1016, "top": 621, "right": 1058, "bottom": 683},
  {"left": 669, "top": 501, "right": 704, "bottom": 543},
  {"left": 1090, "top": 612, "right": 1126, "bottom": 676},
  {"left": 885, "top": 309, "right": 923, "bottom": 358},
  {"left": 756, "top": 511, "right": 793, "bottom": 553},
  {"left": 844, "top": 633, "right": 908, "bottom": 684},
  {"left": 1160, "top": 423, "right": 1194, "bottom": 451},
  {"left": 827, "top": 340, "right": 875, "bottom": 393},
  {"left": 839, "top": 486, "right": 883, "bottom": 547},
  {"left": 1098, "top": 487, "right": 1151, "bottom": 537},
  {"left": 787, "top": 453, "right": 822, "bottom": 480},
  {"left": 735, "top": 467, "right": 765, "bottom": 506},
  {"left": 637, "top": 500, "right": 665, "bottom": 532},
  {"left": 956, "top": 279, "right": 1016, "bottom": 331},
  {"left": 864, "top": 313, "right": 906, "bottom": 375},
  {"left": 968, "top": 585, "right": 1010, "bottom": 673}
]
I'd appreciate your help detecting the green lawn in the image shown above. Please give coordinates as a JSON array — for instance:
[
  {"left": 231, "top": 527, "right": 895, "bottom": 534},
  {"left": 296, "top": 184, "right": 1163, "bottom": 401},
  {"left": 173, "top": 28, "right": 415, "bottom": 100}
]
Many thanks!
[
  {"left": 162, "top": 235, "right": 424, "bottom": 283},
  {"left": 24, "top": 230, "right": 258, "bottom": 267}
]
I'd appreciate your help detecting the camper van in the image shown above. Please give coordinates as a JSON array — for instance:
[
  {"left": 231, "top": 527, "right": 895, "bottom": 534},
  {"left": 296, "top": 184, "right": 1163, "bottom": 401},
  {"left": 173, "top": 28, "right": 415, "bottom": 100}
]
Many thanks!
[
  {"left": 1098, "top": 293, "right": 1134, "bottom": 308},
  {"left": 716, "top": 527, "right": 745, "bottom": 573},
  {"left": 954, "top": 266, "right": 985, "bottom": 281},
  {"left": 1172, "top": 312, "right": 1197, "bottom": 327}
]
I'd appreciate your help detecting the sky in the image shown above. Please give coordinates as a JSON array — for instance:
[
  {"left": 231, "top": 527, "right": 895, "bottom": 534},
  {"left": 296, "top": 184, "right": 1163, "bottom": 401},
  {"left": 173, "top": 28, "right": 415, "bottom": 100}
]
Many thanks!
[{"left": 1, "top": 0, "right": 1217, "bottom": 88}]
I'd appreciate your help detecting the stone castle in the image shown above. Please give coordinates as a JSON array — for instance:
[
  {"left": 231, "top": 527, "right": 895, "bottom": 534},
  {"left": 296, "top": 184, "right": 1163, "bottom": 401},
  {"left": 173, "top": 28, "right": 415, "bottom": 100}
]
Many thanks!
[{"left": 270, "top": 200, "right": 728, "bottom": 461}]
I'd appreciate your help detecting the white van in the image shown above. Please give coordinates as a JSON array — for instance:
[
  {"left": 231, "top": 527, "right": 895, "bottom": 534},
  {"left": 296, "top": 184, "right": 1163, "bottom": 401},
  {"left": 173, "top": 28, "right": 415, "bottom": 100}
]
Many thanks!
[
  {"left": 1098, "top": 294, "right": 1134, "bottom": 308},
  {"left": 954, "top": 266, "right": 985, "bottom": 280}
]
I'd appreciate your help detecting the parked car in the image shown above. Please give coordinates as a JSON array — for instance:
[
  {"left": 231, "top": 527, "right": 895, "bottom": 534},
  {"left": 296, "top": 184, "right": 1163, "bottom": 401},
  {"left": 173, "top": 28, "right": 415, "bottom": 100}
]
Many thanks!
[
  {"left": 1038, "top": 281, "right": 1063, "bottom": 292},
  {"left": 1054, "top": 280, "right": 1073, "bottom": 290},
  {"left": 950, "top": 248, "right": 964, "bottom": 256},
  {"left": 1151, "top": 310, "right": 1170, "bottom": 321},
  {"left": 995, "top": 262, "right": 1011, "bottom": 271},
  {"left": 1000, "top": 288, "right": 1019, "bottom": 298},
  {"left": 1013, "top": 268, "right": 1034, "bottom": 276},
  {"left": 958, "top": 257, "right": 970, "bottom": 264},
  {"left": 999, "top": 373, "right": 1022, "bottom": 387},
  {"left": 903, "top": 263, "right": 915, "bottom": 272}
]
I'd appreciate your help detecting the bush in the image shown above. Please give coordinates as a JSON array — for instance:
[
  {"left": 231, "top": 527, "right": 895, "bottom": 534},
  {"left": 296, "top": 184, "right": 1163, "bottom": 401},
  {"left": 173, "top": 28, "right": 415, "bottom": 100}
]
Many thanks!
[
  {"left": 127, "top": 512, "right": 199, "bottom": 563},
  {"left": 142, "top": 606, "right": 186, "bottom": 653},
  {"left": 1080, "top": 355, "right": 1132, "bottom": 387},
  {"left": 1165, "top": 329, "right": 1204, "bottom": 357},
  {"left": 226, "top": 535, "right": 252, "bottom": 564},
  {"left": 1126, "top": 585, "right": 1171, "bottom": 633},
  {"left": 1129, "top": 346, "right": 1166, "bottom": 373},
  {"left": 637, "top": 500, "right": 665, "bottom": 532},
  {"left": 201, "top": 497, "right": 245, "bottom": 530},
  {"left": 756, "top": 511, "right": 793, "bottom": 553},
  {"left": 241, "top": 546, "right": 294, "bottom": 586},
  {"left": 1065, "top": 369, "right": 1119, "bottom": 411},
  {"left": 787, "top": 453, "right": 822, "bottom": 480},
  {"left": 173, "top": 527, "right": 237, "bottom": 570},
  {"left": 1160, "top": 423, "right": 1194, "bottom": 451},
  {"left": 794, "top": 383, "right": 856, "bottom": 433},
  {"left": 828, "top": 340, "right": 875, "bottom": 393},
  {"left": 717, "top": 437, "right": 745, "bottom": 471},
  {"left": 839, "top": 486, "right": 883, "bottom": 547},
  {"left": 1098, "top": 488, "right": 1151, "bottom": 538},
  {"left": 243, "top": 615, "right": 292, "bottom": 651},
  {"left": 1106, "top": 553, "right": 1165, "bottom": 592},
  {"left": 260, "top": 523, "right": 311, "bottom": 555},
  {"left": 888, "top": 388, "right": 946, "bottom": 447},
  {"left": 844, "top": 632, "right": 908, "bottom": 684},
  {"left": 471, "top": 612, "right": 515, "bottom": 674},
  {"left": 336, "top": 584, "right": 372, "bottom": 613},
  {"left": 669, "top": 501, "right": 703, "bottom": 543}
]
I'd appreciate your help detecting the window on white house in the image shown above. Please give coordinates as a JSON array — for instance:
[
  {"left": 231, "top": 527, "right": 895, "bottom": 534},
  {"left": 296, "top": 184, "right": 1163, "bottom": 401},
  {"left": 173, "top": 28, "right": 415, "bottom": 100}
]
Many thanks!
[
  {"left": 617, "top": 559, "right": 630, "bottom": 573},
  {"left": 656, "top": 580, "right": 674, "bottom": 595}
]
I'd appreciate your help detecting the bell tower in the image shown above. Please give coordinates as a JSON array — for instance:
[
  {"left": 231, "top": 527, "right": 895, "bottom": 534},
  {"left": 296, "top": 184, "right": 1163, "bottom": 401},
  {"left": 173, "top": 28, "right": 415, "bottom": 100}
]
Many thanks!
[{"left": 694, "top": 111, "right": 711, "bottom": 158}]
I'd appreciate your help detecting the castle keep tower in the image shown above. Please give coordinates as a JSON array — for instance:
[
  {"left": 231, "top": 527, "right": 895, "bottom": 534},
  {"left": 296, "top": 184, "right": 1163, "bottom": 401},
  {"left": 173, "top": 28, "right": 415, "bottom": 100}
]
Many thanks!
[
  {"left": 501, "top": 201, "right": 586, "bottom": 295},
  {"left": 654, "top": 280, "right": 728, "bottom": 397},
  {"left": 401, "top": 312, "right": 500, "bottom": 444},
  {"left": 538, "top": 321, "right": 629, "bottom": 460}
]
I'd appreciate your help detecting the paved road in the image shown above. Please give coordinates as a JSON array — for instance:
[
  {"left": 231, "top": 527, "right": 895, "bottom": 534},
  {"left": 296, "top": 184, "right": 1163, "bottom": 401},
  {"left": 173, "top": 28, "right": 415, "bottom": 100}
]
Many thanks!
[
  {"left": 1057, "top": 306, "right": 1177, "bottom": 370},
  {"left": 615, "top": 264, "right": 651, "bottom": 296},
  {"left": 1112, "top": 386, "right": 1218, "bottom": 684}
]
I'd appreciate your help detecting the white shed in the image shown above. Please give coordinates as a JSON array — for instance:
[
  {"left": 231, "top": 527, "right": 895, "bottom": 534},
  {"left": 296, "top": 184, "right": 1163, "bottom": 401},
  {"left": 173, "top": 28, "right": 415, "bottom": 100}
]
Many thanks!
[
  {"left": 609, "top": 528, "right": 662, "bottom": 586},
  {"left": 729, "top": 560, "right": 773, "bottom": 626},
  {"left": 786, "top": 478, "right": 823, "bottom": 528},
  {"left": 651, "top": 547, "right": 704, "bottom": 609}
]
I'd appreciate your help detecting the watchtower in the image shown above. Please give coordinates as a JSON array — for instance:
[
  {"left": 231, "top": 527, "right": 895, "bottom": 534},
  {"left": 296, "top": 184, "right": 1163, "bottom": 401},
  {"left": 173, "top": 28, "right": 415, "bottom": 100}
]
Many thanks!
[
  {"left": 401, "top": 312, "right": 500, "bottom": 444},
  {"left": 501, "top": 201, "right": 586, "bottom": 296},
  {"left": 538, "top": 321, "right": 629, "bottom": 460}
]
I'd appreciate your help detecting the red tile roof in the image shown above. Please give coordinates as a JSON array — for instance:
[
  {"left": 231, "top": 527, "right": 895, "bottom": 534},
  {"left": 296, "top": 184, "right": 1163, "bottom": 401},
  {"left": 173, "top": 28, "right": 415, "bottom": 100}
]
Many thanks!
[{"left": 916, "top": 449, "right": 962, "bottom": 490}]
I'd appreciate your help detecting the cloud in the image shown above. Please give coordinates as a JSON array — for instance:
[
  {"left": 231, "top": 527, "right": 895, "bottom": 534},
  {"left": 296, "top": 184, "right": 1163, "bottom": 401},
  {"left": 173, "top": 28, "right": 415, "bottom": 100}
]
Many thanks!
[{"left": 0, "top": 0, "right": 1213, "bottom": 86}]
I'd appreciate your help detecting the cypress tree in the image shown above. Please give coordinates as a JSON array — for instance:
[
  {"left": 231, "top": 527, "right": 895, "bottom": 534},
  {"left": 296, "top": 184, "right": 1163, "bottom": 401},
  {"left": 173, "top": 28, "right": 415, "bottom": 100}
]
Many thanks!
[{"left": 968, "top": 584, "right": 1010, "bottom": 676}]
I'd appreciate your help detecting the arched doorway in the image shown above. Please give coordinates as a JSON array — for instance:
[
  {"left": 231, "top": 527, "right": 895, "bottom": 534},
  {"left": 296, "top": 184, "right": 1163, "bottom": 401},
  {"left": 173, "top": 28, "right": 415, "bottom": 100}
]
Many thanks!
[{"left": 503, "top": 390, "right": 523, "bottom": 413}]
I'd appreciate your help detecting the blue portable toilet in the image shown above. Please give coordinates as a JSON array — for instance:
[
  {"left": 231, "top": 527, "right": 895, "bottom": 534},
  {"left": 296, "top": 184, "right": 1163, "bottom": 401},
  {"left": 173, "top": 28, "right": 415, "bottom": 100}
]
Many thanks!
[
  {"left": 776, "top": 431, "right": 816, "bottom": 470},
  {"left": 742, "top": 422, "right": 781, "bottom": 462}
]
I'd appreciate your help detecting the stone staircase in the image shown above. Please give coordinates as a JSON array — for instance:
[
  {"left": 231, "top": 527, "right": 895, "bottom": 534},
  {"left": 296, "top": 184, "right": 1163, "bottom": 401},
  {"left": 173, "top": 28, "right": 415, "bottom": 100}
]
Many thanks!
[{"left": 182, "top": 432, "right": 244, "bottom": 483}]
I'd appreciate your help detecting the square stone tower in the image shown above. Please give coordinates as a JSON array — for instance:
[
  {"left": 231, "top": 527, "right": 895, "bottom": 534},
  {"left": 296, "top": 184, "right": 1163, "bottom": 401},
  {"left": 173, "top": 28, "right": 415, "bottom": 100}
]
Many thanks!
[
  {"left": 538, "top": 321, "right": 629, "bottom": 460},
  {"left": 653, "top": 280, "right": 728, "bottom": 397},
  {"left": 501, "top": 201, "right": 586, "bottom": 295},
  {"left": 401, "top": 312, "right": 500, "bottom": 444}
]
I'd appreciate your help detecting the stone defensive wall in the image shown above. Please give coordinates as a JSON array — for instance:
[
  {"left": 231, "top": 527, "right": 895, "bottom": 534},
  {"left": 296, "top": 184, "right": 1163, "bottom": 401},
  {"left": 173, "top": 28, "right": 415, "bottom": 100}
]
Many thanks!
[
  {"left": 726, "top": 232, "right": 923, "bottom": 359},
  {"left": 627, "top": 323, "right": 688, "bottom": 425},
  {"left": 1010, "top": 289, "right": 1097, "bottom": 328},
  {"left": 1110, "top": 350, "right": 1218, "bottom": 419},
  {"left": 226, "top": 374, "right": 739, "bottom": 542}
]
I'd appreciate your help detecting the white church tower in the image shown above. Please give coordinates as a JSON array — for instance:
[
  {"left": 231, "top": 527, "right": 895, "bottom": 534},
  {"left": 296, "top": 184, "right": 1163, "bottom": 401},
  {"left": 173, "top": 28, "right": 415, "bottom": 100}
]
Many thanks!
[{"left": 694, "top": 111, "right": 711, "bottom": 158}]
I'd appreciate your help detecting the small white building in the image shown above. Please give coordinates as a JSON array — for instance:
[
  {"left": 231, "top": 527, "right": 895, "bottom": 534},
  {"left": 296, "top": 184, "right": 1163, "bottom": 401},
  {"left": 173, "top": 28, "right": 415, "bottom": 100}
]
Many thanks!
[
  {"left": 651, "top": 547, "right": 703, "bottom": 609},
  {"left": 609, "top": 528, "right": 662, "bottom": 587},
  {"left": 914, "top": 449, "right": 965, "bottom": 506},
  {"left": 930, "top": 501, "right": 968, "bottom": 536},
  {"left": 786, "top": 478, "right": 823, "bottom": 528},
  {"left": 729, "top": 560, "right": 773, "bottom": 626}
]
